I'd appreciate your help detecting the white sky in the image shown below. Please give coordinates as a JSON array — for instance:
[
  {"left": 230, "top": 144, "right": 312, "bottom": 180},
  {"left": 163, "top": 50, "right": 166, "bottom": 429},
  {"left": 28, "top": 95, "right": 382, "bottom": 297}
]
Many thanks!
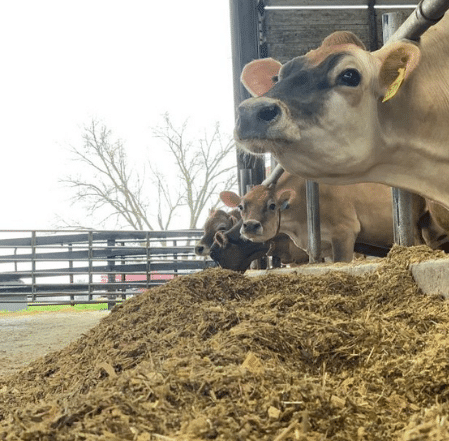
[{"left": 0, "top": 0, "right": 236, "bottom": 230}]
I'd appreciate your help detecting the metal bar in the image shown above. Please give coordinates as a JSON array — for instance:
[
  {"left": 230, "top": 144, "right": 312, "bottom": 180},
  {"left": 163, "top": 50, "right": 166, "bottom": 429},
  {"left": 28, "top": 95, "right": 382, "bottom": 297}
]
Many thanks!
[
  {"left": 306, "top": 181, "right": 321, "bottom": 263},
  {"left": 31, "top": 231, "right": 36, "bottom": 302},
  {"left": 107, "top": 238, "right": 115, "bottom": 310},
  {"left": 264, "top": 0, "right": 417, "bottom": 7},
  {"left": 173, "top": 239, "right": 178, "bottom": 276},
  {"left": 368, "top": 0, "right": 379, "bottom": 50},
  {"left": 229, "top": 0, "right": 266, "bottom": 195},
  {"left": 386, "top": 0, "right": 449, "bottom": 42},
  {"left": 240, "top": 168, "right": 253, "bottom": 194},
  {"left": 68, "top": 243, "right": 74, "bottom": 302},
  {"left": 382, "top": 11, "right": 418, "bottom": 246},
  {"left": 88, "top": 231, "right": 93, "bottom": 301}
]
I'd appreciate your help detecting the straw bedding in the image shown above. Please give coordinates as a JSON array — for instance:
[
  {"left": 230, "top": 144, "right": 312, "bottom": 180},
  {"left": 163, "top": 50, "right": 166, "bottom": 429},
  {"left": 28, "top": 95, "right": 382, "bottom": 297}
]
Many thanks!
[{"left": 1, "top": 245, "right": 449, "bottom": 440}]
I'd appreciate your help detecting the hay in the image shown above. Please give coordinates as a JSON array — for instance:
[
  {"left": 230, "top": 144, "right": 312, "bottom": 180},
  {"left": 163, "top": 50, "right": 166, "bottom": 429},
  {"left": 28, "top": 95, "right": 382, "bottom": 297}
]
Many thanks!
[{"left": 1, "top": 245, "right": 449, "bottom": 440}]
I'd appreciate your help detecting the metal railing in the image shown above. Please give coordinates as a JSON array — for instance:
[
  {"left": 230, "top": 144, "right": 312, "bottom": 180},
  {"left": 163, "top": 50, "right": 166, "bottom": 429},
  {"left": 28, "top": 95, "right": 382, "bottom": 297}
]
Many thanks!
[{"left": 0, "top": 229, "right": 214, "bottom": 309}]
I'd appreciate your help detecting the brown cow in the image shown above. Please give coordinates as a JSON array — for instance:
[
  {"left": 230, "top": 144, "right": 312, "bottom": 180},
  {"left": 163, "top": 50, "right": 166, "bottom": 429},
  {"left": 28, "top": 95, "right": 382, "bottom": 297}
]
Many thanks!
[
  {"left": 220, "top": 172, "right": 425, "bottom": 262},
  {"left": 418, "top": 200, "right": 449, "bottom": 252},
  {"left": 234, "top": 12, "right": 449, "bottom": 208},
  {"left": 210, "top": 219, "right": 309, "bottom": 272},
  {"left": 195, "top": 208, "right": 240, "bottom": 257},
  {"left": 196, "top": 207, "right": 309, "bottom": 268}
]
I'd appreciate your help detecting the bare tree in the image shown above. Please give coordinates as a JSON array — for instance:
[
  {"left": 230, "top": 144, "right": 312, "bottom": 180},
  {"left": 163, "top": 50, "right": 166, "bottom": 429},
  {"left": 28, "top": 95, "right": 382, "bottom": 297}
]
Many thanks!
[
  {"left": 60, "top": 116, "right": 237, "bottom": 230},
  {"left": 152, "top": 113, "right": 238, "bottom": 229}
]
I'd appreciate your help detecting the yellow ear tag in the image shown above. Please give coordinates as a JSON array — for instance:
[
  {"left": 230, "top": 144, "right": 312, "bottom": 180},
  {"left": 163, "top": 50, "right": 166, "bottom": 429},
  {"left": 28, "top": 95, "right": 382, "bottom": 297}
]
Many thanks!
[{"left": 382, "top": 68, "right": 406, "bottom": 103}]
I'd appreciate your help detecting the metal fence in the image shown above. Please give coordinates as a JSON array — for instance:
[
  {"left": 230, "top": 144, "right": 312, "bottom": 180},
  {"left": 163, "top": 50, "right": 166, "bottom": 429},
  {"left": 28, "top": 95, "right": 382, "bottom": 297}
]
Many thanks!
[{"left": 0, "top": 229, "right": 214, "bottom": 310}]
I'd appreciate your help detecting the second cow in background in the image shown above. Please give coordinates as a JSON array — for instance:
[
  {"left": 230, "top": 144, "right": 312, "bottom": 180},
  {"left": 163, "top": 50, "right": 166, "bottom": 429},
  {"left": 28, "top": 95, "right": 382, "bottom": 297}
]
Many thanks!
[{"left": 220, "top": 172, "right": 426, "bottom": 262}]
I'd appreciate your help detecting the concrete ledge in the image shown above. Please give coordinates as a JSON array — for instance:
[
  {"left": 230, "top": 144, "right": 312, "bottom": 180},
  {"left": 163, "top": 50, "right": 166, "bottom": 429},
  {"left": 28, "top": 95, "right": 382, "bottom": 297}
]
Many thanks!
[
  {"left": 246, "top": 259, "right": 449, "bottom": 299},
  {"left": 410, "top": 260, "right": 449, "bottom": 299}
]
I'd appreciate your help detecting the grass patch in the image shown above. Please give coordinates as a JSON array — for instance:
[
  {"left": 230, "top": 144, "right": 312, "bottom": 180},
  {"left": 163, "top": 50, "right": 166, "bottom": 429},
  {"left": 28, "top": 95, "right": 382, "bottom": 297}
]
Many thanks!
[{"left": 0, "top": 303, "right": 109, "bottom": 315}]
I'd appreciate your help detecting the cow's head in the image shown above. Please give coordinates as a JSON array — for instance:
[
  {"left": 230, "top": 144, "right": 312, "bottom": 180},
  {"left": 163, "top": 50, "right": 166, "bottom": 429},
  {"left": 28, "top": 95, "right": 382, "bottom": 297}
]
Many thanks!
[
  {"left": 195, "top": 209, "right": 240, "bottom": 256},
  {"left": 220, "top": 185, "right": 293, "bottom": 242},
  {"left": 235, "top": 31, "right": 421, "bottom": 184},
  {"left": 209, "top": 219, "right": 270, "bottom": 272}
]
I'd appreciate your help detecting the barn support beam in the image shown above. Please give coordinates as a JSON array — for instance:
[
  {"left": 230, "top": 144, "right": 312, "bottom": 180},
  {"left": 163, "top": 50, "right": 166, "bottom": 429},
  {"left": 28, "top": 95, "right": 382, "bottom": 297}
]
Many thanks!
[
  {"left": 306, "top": 181, "right": 322, "bottom": 263},
  {"left": 229, "top": 0, "right": 266, "bottom": 196},
  {"left": 382, "top": 11, "right": 420, "bottom": 247}
]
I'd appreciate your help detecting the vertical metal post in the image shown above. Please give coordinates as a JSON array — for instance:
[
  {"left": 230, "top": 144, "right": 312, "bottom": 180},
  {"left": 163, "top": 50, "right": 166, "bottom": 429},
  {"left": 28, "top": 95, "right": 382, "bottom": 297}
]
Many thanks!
[
  {"left": 68, "top": 243, "right": 74, "bottom": 302},
  {"left": 88, "top": 231, "right": 93, "bottom": 301},
  {"left": 107, "top": 238, "right": 115, "bottom": 310},
  {"left": 120, "top": 241, "right": 126, "bottom": 300},
  {"left": 173, "top": 239, "right": 178, "bottom": 277},
  {"left": 367, "top": 0, "right": 379, "bottom": 51},
  {"left": 146, "top": 232, "right": 151, "bottom": 290},
  {"left": 382, "top": 12, "right": 416, "bottom": 247},
  {"left": 306, "top": 181, "right": 321, "bottom": 263},
  {"left": 31, "top": 231, "right": 36, "bottom": 302},
  {"left": 229, "top": 0, "right": 265, "bottom": 195}
]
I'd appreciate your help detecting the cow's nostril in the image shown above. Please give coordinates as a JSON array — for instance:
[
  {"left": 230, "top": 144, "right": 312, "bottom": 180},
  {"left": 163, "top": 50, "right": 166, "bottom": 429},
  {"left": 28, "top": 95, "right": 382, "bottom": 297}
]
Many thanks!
[{"left": 257, "top": 105, "right": 280, "bottom": 123}]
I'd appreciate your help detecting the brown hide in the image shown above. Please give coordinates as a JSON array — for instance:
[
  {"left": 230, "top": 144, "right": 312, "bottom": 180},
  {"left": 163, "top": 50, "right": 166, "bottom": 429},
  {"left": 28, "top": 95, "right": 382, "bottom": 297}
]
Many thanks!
[
  {"left": 419, "top": 200, "right": 449, "bottom": 252},
  {"left": 221, "top": 172, "right": 426, "bottom": 262},
  {"left": 195, "top": 209, "right": 241, "bottom": 256}
]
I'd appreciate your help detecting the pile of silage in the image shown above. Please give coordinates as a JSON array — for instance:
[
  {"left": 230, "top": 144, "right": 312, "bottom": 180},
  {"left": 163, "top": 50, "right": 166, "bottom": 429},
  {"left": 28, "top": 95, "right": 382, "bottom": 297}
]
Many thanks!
[{"left": 1, "top": 245, "right": 449, "bottom": 440}]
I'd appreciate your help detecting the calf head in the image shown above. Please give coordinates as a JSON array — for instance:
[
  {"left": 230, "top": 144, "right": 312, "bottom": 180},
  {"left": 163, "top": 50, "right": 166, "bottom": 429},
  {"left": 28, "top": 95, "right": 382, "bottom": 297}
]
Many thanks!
[
  {"left": 195, "top": 209, "right": 240, "bottom": 256},
  {"left": 220, "top": 186, "right": 293, "bottom": 242},
  {"left": 209, "top": 219, "right": 270, "bottom": 272},
  {"left": 235, "top": 31, "right": 421, "bottom": 184}
]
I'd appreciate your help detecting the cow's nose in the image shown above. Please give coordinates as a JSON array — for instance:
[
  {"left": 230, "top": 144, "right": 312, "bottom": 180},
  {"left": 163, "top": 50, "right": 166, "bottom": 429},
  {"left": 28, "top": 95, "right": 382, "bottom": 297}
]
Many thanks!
[
  {"left": 195, "top": 244, "right": 208, "bottom": 256},
  {"left": 257, "top": 104, "right": 281, "bottom": 122},
  {"left": 242, "top": 220, "right": 263, "bottom": 235},
  {"left": 236, "top": 99, "right": 282, "bottom": 140}
]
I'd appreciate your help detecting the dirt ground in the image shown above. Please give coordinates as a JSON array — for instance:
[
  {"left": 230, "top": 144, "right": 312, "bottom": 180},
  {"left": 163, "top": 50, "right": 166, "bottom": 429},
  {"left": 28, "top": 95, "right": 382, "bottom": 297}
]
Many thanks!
[{"left": 0, "top": 310, "right": 109, "bottom": 377}]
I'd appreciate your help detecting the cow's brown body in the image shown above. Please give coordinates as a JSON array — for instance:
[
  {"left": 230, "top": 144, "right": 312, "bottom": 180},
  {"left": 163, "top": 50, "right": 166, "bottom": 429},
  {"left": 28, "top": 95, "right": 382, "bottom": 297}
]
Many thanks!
[{"left": 221, "top": 172, "right": 426, "bottom": 262}]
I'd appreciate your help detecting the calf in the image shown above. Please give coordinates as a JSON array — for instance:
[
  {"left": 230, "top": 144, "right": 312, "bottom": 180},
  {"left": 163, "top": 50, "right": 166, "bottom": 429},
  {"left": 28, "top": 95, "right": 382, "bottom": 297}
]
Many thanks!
[
  {"left": 220, "top": 172, "right": 425, "bottom": 262},
  {"left": 235, "top": 12, "right": 449, "bottom": 208},
  {"left": 195, "top": 209, "right": 240, "bottom": 257},
  {"left": 210, "top": 219, "right": 309, "bottom": 272}
]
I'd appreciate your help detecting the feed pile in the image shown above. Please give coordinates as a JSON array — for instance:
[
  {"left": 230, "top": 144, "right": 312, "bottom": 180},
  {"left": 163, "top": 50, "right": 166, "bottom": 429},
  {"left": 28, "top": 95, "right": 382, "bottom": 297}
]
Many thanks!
[{"left": 1, "top": 246, "right": 449, "bottom": 440}]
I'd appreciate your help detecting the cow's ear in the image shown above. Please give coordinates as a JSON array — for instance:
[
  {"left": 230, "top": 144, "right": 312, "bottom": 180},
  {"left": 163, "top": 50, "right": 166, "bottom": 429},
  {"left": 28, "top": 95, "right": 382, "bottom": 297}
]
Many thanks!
[
  {"left": 375, "top": 41, "right": 421, "bottom": 102},
  {"left": 220, "top": 191, "right": 241, "bottom": 208},
  {"left": 276, "top": 189, "right": 295, "bottom": 211},
  {"left": 241, "top": 58, "right": 282, "bottom": 97}
]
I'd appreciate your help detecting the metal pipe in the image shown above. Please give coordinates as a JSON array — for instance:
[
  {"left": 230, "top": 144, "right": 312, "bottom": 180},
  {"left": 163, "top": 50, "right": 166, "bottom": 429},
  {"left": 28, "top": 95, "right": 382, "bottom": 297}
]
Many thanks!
[
  {"left": 383, "top": 12, "right": 418, "bottom": 247},
  {"left": 229, "top": 0, "right": 266, "bottom": 195},
  {"left": 386, "top": 0, "right": 449, "bottom": 43},
  {"left": 262, "top": 163, "right": 285, "bottom": 186},
  {"left": 306, "top": 181, "right": 321, "bottom": 263}
]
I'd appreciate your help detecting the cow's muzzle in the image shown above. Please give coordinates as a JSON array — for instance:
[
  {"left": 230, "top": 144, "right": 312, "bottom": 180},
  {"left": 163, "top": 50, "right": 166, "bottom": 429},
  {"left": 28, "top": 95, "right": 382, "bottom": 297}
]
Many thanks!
[
  {"left": 236, "top": 98, "right": 282, "bottom": 140},
  {"left": 241, "top": 220, "right": 263, "bottom": 237}
]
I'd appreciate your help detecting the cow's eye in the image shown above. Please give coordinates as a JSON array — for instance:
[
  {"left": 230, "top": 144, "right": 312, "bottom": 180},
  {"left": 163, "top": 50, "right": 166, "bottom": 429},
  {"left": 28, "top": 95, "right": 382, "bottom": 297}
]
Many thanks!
[
  {"left": 268, "top": 203, "right": 276, "bottom": 211},
  {"left": 338, "top": 69, "right": 361, "bottom": 87},
  {"left": 272, "top": 75, "right": 279, "bottom": 83},
  {"left": 237, "top": 204, "right": 244, "bottom": 211}
]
